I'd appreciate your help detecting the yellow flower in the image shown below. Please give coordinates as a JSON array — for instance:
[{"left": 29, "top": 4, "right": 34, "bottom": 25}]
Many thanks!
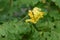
[{"left": 25, "top": 7, "right": 44, "bottom": 24}]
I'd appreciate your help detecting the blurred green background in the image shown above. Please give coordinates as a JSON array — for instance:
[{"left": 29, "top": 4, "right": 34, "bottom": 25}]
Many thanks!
[{"left": 0, "top": 0, "right": 60, "bottom": 40}]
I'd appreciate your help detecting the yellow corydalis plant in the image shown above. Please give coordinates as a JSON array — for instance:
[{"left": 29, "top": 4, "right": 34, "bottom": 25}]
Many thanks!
[{"left": 25, "top": 7, "right": 44, "bottom": 24}]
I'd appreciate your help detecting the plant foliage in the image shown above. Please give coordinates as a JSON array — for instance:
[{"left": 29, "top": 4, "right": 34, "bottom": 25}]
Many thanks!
[{"left": 0, "top": 0, "right": 60, "bottom": 40}]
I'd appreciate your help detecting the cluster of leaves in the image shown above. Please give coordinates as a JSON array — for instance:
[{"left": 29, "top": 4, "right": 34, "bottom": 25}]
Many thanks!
[{"left": 0, "top": 0, "right": 60, "bottom": 40}]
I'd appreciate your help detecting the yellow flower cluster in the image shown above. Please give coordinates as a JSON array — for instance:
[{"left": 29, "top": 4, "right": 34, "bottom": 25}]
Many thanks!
[{"left": 25, "top": 7, "right": 44, "bottom": 24}]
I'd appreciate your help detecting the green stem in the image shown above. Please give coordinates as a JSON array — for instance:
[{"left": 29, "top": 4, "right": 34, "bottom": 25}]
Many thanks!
[
  {"left": 10, "top": 0, "right": 13, "bottom": 7},
  {"left": 19, "top": 15, "right": 28, "bottom": 22},
  {"left": 32, "top": 24, "right": 41, "bottom": 32}
]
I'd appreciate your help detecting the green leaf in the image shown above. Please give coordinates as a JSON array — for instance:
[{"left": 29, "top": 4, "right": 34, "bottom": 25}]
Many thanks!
[
  {"left": 49, "top": 9, "right": 60, "bottom": 20},
  {"left": 16, "top": 0, "right": 39, "bottom": 7},
  {"left": 53, "top": 21, "right": 60, "bottom": 33},
  {"left": 52, "top": 0, "right": 60, "bottom": 7}
]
